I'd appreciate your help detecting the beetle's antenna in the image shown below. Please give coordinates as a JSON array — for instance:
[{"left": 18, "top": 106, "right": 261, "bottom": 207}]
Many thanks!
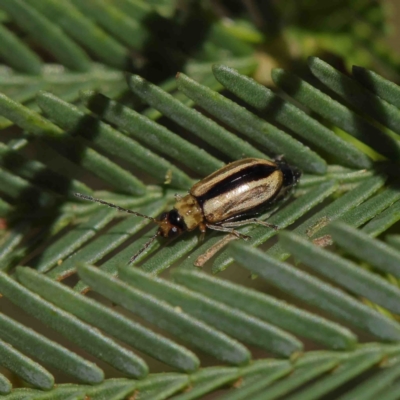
[
  {"left": 128, "top": 231, "right": 160, "bottom": 264},
  {"left": 74, "top": 193, "right": 159, "bottom": 222}
]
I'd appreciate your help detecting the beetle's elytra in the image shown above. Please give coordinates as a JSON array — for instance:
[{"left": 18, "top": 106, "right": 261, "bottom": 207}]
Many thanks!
[{"left": 75, "top": 157, "right": 301, "bottom": 263}]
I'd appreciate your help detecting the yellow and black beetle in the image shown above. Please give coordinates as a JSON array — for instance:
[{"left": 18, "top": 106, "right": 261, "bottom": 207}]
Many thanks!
[{"left": 75, "top": 157, "right": 301, "bottom": 263}]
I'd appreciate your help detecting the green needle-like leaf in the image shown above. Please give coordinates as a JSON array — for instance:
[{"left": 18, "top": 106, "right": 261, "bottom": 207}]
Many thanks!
[
  {"left": 136, "top": 374, "right": 190, "bottom": 400},
  {"left": 280, "top": 230, "right": 400, "bottom": 314},
  {"left": 210, "top": 180, "right": 337, "bottom": 273},
  {"left": 176, "top": 72, "right": 327, "bottom": 174},
  {"left": 0, "top": 386, "right": 68, "bottom": 399},
  {"left": 84, "top": 378, "right": 137, "bottom": 400},
  {"left": 0, "top": 22, "right": 42, "bottom": 74},
  {"left": 212, "top": 64, "right": 370, "bottom": 169},
  {"left": 173, "top": 268, "right": 357, "bottom": 350},
  {"left": 0, "top": 312, "right": 103, "bottom": 384},
  {"left": 29, "top": 379, "right": 137, "bottom": 400},
  {"left": 78, "top": 264, "right": 251, "bottom": 365},
  {"left": 0, "top": 64, "right": 124, "bottom": 99},
  {"left": 45, "top": 137, "right": 147, "bottom": 194},
  {"left": 352, "top": 66, "right": 400, "bottom": 108},
  {"left": 271, "top": 68, "right": 400, "bottom": 161},
  {"left": 377, "top": 383, "right": 400, "bottom": 400},
  {"left": 0, "top": 222, "right": 30, "bottom": 268},
  {"left": 267, "top": 175, "right": 386, "bottom": 260},
  {"left": 34, "top": 208, "right": 116, "bottom": 273},
  {"left": 74, "top": 229, "right": 163, "bottom": 293},
  {"left": 313, "top": 185, "right": 400, "bottom": 242},
  {"left": 0, "top": 197, "right": 12, "bottom": 217},
  {"left": 171, "top": 367, "right": 240, "bottom": 400},
  {"left": 0, "top": 167, "right": 56, "bottom": 208},
  {"left": 69, "top": 0, "right": 149, "bottom": 50},
  {"left": 81, "top": 91, "right": 224, "bottom": 176},
  {"left": 0, "top": 142, "right": 91, "bottom": 198},
  {"left": 251, "top": 359, "right": 339, "bottom": 400},
  {"left": 386, "top": 234, "right": 400, "bottom": 247},
  {"left": 110, "top": 0, "right": 152, "bottom": 21},
  {"left": 362, "top": 200, "right": 400, "bottom": 237},
  {"left": 126, "top": 74, "right": 268, "bottom": 161},
  {"left": 119, "top": 266, "right": 303, "bottom": 357},
  {"left": 0, "top": 6, "right": 399, "bottom": 395},
  {"left": 230, "top": 243, "right": 400, "bottom": 341},
  {"left": 47, "top": 199, "right": 167, "bottom": 280},
  {"left": 217, "top": 360, "right": 292, "bottom": 400},
  {"left": 285, "top": 348, "right": 383, "bottom": 400},
  {"left": 0, "top": 337, "right": 54, "bottom": 390},
  {"left": 337, "top": 356, "right": 400, "bottom": 400},
  {"left": 0, "top": 92, "right": 146, "bottom": 194},
  {"left": 17, "top": 266, "right": 199, "bottom": 373},
  {"left": 24, "top": 0, "right": 128, "bottom": 69},
  {"left": 329, "top": 221, "right": 400, "bottom": 278},
  {"left": 6, "top": 83, "right": 45, "bottom": 104},
  {"left": 298, "top": 167, "right": 373, "bottom": 190},
  {"left": 0, "top": 375, "right": 11, "bottom": 396},
  {"left": 0, "top": 0, "right": 91, "bottom": 71},
  {"left": 308, "top": 57, "right": 400, "bottom": 137},
  {"left": 140, "top": 232, "right": 199, "bottom": 275},
  {"left": 349, "top": 189, "right": 400, "bottom": 233},
  {"left": 76, "top": 378, "right": 137, "bottom": 400},
  {"left": 0, "top": 273, "right": 147, "bottom": 378},
  {"left": 37, "top": 91, "right": 192, "bottom": 189}
]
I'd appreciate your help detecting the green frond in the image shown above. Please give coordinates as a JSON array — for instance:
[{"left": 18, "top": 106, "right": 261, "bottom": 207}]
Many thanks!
[{"left": 1, "top": 0, "right": 400, "bottom": 398}]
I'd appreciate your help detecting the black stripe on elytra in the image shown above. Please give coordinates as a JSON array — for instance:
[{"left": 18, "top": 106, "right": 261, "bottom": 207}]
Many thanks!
[{"left": 196, "top": 163, "right": 278, "bottom": 207}]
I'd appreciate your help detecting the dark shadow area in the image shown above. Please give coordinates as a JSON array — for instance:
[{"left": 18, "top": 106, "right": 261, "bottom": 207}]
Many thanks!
[
  {"left": 266, "top": 57, "right": 400, "bottom": 167},
  {"left": 0, "top": 126, "right": 117, "bottom": 270},
  {"left": 251, "top": 0, "right": 282, "bottom": 36},
  {"left": 134, "top": 2, "right": 214, "bottom": 83},
  {"left": 337, "top": 59, "right": 400, "bottom": 164},
  {"left": 0, "top": 146, "right": 81, "bottom": 198},
  {"left": 82, "top": 88, "right": 234, "bottom": 175}
]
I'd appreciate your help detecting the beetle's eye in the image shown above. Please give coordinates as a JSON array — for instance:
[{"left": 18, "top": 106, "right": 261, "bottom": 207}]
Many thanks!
[
  {"left": 168, "top": 210, "right": 182, "bottom": 225},
  {"left": 167, "top": 209, "right": 186, "bottom": 230}
]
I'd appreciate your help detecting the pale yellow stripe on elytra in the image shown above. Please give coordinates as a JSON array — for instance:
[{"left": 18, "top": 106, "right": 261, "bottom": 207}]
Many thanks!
[
  {"left": 191, "top": 158, "right": 276, "bottom": 197},
  {"left": 203, "top": 170, "right": 283, "bottom": 223}
]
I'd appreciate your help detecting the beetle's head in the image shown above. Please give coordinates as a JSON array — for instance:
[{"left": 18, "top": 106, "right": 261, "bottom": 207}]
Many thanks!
[
  {"left": 284, "top": 164, "right": 302, "bottom": 187},
  {"left": 157, "top": 209, "right": 187, "bottom": 238},
  {"left": 275, "top": 158, "right": 302, "bottom": 188},
  {"left": 272, "top": 159, "right": 302, "bottom": 204}
]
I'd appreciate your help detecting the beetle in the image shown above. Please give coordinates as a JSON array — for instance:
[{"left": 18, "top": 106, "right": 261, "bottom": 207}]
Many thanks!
[{"left": 75, "top": 157, "right": 301, "bottom": 263}]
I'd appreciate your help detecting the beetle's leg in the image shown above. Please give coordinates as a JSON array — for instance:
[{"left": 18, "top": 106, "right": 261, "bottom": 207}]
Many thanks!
[
  {"left": 198, "top": 222, "right": 207, "bottom": 242},
  {"left": 206, "top": 224, "right": 251, "bottom": 240},
  {"left": 220, "top": 218, "right": 278, "bottom": 230},
  {"left": 199, "top": 232, "right": 206, "bottom": 242}
]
